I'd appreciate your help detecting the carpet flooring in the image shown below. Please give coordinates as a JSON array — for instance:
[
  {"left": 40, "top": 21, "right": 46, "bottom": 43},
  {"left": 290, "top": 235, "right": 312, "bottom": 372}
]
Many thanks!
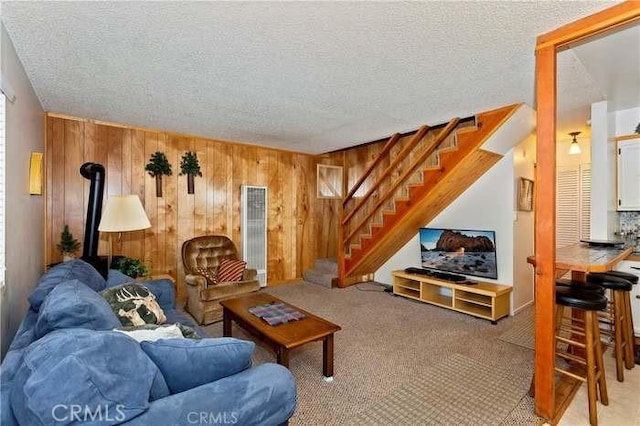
[
  {"left": 347, "top": 354, "right": 532, "bottom": 425},
  {"left": 201, "top": 282, "right": 541, "bottom": 425},
  {"left": 497, "top": 305, "right": 535, "bottom": 350}
]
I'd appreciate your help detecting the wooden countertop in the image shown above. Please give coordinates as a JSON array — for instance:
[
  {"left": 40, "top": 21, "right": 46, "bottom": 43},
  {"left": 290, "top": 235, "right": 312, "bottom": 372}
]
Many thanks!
[{"left": 527, "top": 243, "right": 634, "bottom": 273}]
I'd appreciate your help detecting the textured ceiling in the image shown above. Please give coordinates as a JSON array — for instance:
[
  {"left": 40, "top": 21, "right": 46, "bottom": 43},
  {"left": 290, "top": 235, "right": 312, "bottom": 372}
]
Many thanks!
[
  {"left": 558, "top": 23, "right": 640, "bottom": 139},
  {"left": 1, "top": 1, "right": 631, "bottom": 154}
]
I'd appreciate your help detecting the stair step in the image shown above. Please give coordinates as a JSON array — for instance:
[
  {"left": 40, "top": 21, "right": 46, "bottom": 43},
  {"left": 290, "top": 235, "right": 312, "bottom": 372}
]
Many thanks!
[
  {"left": 437, "top": 145, "right": 458, "bottom": 153},
  {"left": 303, "top": 268, "right": 337, "bottom": 289},
  {"left": 314, "top": 258, "right": 338, "bottom": 274},
  {"left": 454, "top": 125, "right": 478, "bottom": 135}
]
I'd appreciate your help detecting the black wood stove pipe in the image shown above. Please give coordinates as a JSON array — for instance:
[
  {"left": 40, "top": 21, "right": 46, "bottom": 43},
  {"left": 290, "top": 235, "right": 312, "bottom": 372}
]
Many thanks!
[{"left": 80, "top": 162, "right": 105, "bottom": 259}]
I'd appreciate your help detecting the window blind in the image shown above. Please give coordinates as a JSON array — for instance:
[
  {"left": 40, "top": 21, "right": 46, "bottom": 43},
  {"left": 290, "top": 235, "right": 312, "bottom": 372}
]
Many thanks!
[{"left": 0, "top": 93, "right": 5, "bottom": 288}]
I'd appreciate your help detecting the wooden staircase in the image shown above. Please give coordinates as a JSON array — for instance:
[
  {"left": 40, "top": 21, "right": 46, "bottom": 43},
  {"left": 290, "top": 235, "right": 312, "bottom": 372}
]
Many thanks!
[{"left": 338, "top": 104, "right": 522, "bottom": 287}]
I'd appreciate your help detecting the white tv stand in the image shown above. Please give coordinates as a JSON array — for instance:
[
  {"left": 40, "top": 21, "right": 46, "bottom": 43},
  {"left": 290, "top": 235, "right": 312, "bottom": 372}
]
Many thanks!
[{"left": 391, "top": 270, "right": 511, "bottom": 324}]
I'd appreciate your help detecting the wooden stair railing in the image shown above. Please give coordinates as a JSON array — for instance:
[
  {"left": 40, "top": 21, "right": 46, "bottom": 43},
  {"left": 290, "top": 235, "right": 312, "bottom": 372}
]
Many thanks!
[
  {"left": 343, "top": 118, "right": 460, "bottom": 248},
  {"left": 341, "top": 126, "right": 430, "bottom": 227},
  {"left": 343, "top": 133, "right": 401, "bottom": 205}
]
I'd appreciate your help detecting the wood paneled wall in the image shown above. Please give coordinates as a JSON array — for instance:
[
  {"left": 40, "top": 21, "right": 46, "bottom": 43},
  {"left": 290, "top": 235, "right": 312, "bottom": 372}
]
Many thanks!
[{"left": 45, "top": 114, "right": 337, "bottom": 300}]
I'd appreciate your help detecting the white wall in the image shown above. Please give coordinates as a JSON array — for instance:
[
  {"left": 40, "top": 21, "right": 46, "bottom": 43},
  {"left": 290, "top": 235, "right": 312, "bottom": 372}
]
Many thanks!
[
  {"left": 512, "top": 135, "right": 536, "bottom": 312},
  {"left": 0, "top": 25, "right": 45, "bottom": 360},
  {"left": 590, "top": 101, "right": 617, "bottom": 239},
  {"left": 376, "top": 152, "right": 516, "bottom": 291},
  {"left": 614, "top": 107, "right": 640, "bottom": 136}
]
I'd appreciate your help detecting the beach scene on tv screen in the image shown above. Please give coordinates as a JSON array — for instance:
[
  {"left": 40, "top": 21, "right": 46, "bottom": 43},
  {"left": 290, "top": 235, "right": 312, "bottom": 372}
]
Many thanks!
[{"left": 420, "top": 228, "right": 497, "bottom": 279}]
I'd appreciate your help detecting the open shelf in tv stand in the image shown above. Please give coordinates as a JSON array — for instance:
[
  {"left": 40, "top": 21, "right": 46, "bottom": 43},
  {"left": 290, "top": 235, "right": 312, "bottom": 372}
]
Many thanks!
[{"left": 391, "top": 270, "right": 511, "bottom": 324}]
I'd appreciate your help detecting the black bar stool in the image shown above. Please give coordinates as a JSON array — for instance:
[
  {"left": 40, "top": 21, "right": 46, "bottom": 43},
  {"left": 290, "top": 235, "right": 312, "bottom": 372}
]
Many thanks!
[
  {"left": 597, "top": 270, "right": 639, "bottom": 284},
  {"left": 601, "top": 270, "right": 638, "bottom": 367},
  {"left": 587, "top": 273, "right": 635, "bottom": 378},
  {"left": 555, "top": 286, "right": 608, "bottom": 426},
  {"left": 556, "top": 278, "right": 605, "bottom": 294}
]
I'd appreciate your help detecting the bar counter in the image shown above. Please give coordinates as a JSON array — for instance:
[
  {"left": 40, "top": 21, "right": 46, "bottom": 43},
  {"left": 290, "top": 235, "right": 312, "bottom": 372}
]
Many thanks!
[
  {"left": 528, "top": 242, "right": 633, "bottom": 274},
  {"left": 527, "top": 242, "right": 634, "bottom": 423}
]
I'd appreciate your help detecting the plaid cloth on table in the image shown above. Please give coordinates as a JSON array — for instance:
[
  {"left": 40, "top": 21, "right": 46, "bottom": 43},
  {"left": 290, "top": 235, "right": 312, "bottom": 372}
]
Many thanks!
[{"left": 248, "top": 302, "right": 306, "bottom": 326}]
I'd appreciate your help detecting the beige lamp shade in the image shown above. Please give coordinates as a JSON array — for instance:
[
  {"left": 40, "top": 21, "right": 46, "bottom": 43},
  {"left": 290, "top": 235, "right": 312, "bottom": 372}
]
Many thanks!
[{"left": 98, "top": 195, "right": 151, "bottom": 232}]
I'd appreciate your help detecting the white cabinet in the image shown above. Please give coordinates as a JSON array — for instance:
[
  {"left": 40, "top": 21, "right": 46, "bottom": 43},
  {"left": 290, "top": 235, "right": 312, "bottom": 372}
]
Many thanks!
[
  {"left": 614, "top": 260, "right": 640, "bottom": 336},
  {"left": 617, "top": 137, "right": 640, "bottom": 211}
]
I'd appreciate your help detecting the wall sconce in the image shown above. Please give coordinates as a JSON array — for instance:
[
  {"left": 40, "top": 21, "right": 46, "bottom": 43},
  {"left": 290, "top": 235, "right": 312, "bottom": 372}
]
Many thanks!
[
  {"left": 568, "top": 131, "right": 581, "bottom": 155},
  {"left": 29, "top": 152, "right": 43, "bottom": 195}
]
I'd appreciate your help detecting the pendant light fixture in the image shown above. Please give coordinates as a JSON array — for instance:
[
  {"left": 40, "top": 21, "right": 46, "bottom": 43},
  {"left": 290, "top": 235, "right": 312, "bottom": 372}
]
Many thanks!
[{"left": 568, "top": 131, "right": 581, "bottom": 155}]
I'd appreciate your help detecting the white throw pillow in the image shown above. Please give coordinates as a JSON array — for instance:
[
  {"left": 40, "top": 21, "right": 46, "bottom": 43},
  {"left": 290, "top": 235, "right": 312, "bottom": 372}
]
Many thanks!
[{"left": 114, "top": 324, "right": 184, "bottom": 342}]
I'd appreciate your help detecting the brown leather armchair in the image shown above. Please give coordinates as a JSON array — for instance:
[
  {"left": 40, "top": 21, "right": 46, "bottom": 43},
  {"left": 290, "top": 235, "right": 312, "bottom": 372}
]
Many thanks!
[{"left": 182, "top": 235, "right": 260, "bottom": 325}]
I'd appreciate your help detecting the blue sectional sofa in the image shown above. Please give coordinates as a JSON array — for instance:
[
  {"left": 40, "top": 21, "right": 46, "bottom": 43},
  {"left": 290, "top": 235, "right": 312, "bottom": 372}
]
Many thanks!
[{"left": 1, "top": 260, "right": 296, "bottom": 425}]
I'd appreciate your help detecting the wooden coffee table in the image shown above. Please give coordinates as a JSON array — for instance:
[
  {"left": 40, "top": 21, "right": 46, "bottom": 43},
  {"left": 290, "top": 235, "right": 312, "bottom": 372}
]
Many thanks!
[{"left": 220, "top": 293, "right": 341, "bottom": 380}]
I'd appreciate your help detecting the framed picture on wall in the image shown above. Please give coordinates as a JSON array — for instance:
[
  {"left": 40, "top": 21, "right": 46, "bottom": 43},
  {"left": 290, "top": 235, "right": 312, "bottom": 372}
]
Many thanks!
[
  {"left": 316, "top": 164, "right": 343, "bottom": 199},
  {"left": 518, "top": 177, "right": 534, "bottom": 211}
]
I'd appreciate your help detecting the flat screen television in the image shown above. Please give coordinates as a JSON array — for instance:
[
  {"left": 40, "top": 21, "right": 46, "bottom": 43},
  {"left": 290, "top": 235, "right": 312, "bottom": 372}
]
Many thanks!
[{"left": 419, "top": 228, "right": 498, "bottom": 279}]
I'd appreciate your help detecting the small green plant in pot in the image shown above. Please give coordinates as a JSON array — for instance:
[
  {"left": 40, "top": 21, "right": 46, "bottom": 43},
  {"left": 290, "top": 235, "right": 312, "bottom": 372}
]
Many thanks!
[
  {"left": 179, "top": 151, "right": 202, "bottom": 194},
  {"left": 145, "top": 151, "right": 172, "bottom": 197},
  {"left": 112, "top": 257, "right": 150, "bottom": 279},
  {"left": 57, "top": 225, "right": 80, "bottom": 261}
]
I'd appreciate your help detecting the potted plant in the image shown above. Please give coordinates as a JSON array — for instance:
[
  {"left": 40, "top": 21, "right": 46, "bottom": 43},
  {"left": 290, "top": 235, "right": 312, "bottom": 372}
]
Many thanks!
[
  {"left": 112, "top": 256, "right": 150, "bottom": 279},
  {"left": 145, "top": 151, "right": 172, "bottom": 197},
  {"left": 179, "top": 151, "right": 202, "bottom": 194},
  {"left": 57, "top": 225, "right": 80, "bottom": 261}
]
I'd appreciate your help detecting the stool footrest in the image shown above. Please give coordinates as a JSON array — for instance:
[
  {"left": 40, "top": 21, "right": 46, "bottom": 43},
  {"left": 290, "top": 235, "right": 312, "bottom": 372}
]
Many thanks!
[
  {"left": 557, "top": 351, "right": 587, "bottom": 365},
  {"left": 555, "top": 367, "right": 587, "bottom": 382},
  {"left": 557, "top": 336, "right": 586, "bottom": 348}
]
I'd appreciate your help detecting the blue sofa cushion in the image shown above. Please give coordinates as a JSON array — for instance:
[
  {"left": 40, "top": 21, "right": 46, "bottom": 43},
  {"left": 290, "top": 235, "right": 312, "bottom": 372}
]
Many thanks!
[
  {"left": 149, "top": 369, "right": 171, "bottom": 402},
  {"left": 10, "top": 329, "right": 160, "bottom": 425},
  {"left": 28, "top": 260, "right": 106, "bottom": 311},
  {"left": 100, "top": 283, "right": 167, "bottom": 327},
  {"left": 106, "top": 269, "right": 135, "bottom": 286},
  {"left": 34, "top": 279, "right": 121, "bottom": 339},
  {"left": 125, "top": 363, "right": 297, "bottom": 426},
  {"left": 140, "top": 338, "right": 255, "bottom": 394}
]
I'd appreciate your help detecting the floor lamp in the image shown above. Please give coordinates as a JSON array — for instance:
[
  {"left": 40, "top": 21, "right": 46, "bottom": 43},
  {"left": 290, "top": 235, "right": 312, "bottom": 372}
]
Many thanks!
[{"left": 98, "top": 195, "right": 151, "bottom": 268}]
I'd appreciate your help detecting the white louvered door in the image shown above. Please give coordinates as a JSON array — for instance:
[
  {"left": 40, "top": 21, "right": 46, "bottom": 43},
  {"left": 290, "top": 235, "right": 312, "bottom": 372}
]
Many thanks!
[
  {"left": 557, "top": 166, "right": 579, "bottom": 248},
  {"left": 556, "top": 164, "right": 591, "bottom": 249},
  {"left": 580, "top": 164, "right": 591, "bottom": 241},
  {"left": 241, "top": 185, "right": 267, "bottom": 286}
]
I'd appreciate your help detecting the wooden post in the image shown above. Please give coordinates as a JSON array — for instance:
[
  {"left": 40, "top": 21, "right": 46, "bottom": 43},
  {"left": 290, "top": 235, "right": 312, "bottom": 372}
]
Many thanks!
[
  {"left": 534, "top": 44, "right": 557, "bottom": 421},
  {"left": 534, "top": 2, "right": 640, "bottom": 421}
]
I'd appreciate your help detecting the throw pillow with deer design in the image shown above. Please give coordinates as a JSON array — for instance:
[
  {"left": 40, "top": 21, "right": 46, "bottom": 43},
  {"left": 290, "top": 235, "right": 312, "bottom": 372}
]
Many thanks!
[{"left": 101, "top": 283, "right": 167, "bottom": 326}]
